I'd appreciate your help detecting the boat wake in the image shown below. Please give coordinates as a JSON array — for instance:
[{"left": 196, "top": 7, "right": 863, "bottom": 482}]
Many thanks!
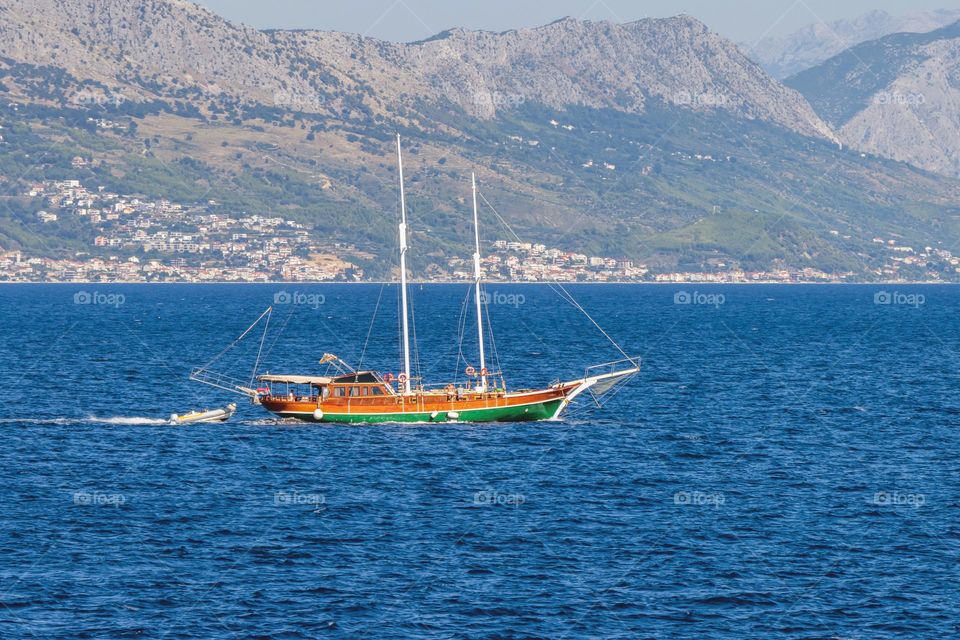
[
  {"left": 0, "top": 417, "right": 76, "bottom": 426},
  {"left": 241, "top": 417, "right": 304, "bottom": 426},
  {"left": 90, "top": 416, "right": 169, "bottom": 426},
  {"left": 0, "top": 416, "right": 169, "bottom": 426}
]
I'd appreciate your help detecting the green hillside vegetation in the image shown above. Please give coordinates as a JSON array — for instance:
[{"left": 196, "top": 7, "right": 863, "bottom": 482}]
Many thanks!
[{"left": 2, "top": 58, "right": 960, "bottom": 278}]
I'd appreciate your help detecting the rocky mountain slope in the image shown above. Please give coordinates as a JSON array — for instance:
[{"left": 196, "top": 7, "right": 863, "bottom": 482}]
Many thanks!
[
  {"left": 0, "top": 0, "right": 834, "bottom": 140},
  {"left": 1, "top": 0, "right": 960, "bottom": 278},
  {"left": 749, "top": 8, "right": 960, "bottom": 79},
  {"left": 786, "top": 21, "right": 960, "bottom": 176}
]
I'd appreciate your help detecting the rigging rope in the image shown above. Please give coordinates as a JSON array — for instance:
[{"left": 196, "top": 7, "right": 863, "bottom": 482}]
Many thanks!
[
  {"left": 250, "top": 307, "right": 271, "bottom": 387},
  {"left": 396, "top": 281, "right": 403, "bottom": 379},
  {"left": 476, "top": 189, "right": 635, "bottom": 365},
  {"left": 410, "top": 287, "right": 422, "bottom": 387},
  {"left": 450, "top": 287, "right": 471, "bottom": 385},
  {"left": 259, "top": 303, "right": 296, "bottom": 367},
  {"left": 482, "top": 286, "right": 504, "bottom": 388},
  {"left": 550, "top": 282, "right": 634, "bottom": 364},
  {"left": 198, "top": 306, "right": 273, "bottom": 373},
  {"left": 358, "top": 282, "right": 386, "bottom": 372}
]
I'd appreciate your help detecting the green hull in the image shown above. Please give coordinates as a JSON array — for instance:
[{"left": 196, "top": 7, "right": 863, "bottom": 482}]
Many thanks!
[{"left": 280, "top": 398, "right": 565, "bottom": 424}]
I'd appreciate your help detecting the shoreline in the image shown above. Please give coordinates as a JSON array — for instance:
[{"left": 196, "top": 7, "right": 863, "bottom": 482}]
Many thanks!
[{"left": 0, "top": 280, "right": 957, "bottom": 286}]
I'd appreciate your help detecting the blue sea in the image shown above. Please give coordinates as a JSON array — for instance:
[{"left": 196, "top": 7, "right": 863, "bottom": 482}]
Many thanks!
[{"left": 0, "top": 283, "right": 956, "bottom": 639}]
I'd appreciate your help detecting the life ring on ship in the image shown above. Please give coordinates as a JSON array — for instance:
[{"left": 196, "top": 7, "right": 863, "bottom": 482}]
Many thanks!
[
  {"left": 383, "top": 373, "right": 394, "bottom": 383},
  {"left": 398, "top": 373, "right": 408, "bottom": 383},
  {"left": 465, "top": 366, "right": 476, "bottom": 376}
]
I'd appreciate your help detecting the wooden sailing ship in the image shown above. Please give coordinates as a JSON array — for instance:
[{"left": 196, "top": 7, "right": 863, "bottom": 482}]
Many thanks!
[{"left": 191, "top": 135, "right": 639, "bottom": 423}]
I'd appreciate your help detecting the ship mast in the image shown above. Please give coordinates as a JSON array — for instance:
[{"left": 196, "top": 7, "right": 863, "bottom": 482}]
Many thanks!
[
  {"left": 396, "top": 134, "right": 412, "bottom": 395},
  {"left": 472, "top": 172, "right": 487, "bottom": 393}
]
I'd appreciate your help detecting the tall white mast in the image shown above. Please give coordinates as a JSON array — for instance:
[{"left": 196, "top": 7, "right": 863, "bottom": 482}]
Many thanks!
[
  {"left": 472, "top": 172, "right": 487, "bottom": 392},
  {"left": 396, "top": 134, "right": 412, "bottom": 395}
]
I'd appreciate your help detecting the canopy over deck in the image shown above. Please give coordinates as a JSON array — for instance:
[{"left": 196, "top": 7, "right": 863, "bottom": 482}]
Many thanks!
[{"left": 258, "top": 374, "right": 334, "bottom": 385}]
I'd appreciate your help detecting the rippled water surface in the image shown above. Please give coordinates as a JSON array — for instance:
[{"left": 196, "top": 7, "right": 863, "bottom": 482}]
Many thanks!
[{"left": 0, "top": 283, "right": 957, "bottom": 638}]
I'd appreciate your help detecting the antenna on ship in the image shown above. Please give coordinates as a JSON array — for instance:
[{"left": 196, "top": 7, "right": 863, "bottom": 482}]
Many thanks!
[
  {"left": 471, "top": 172, "right": 487, "bottom": 393},
  {"left": 396, "top": 134, "right": 413, "bottom": 395}
]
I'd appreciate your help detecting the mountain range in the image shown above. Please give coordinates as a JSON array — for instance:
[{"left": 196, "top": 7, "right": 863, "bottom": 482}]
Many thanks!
[
  {"left": 749, "top": 8, "right": 960, "bottom": 79},
  {"left": 1, "top": 0, "right": 960, "bottom": 279},
  {"left": 787, "top": 20, "right": 960, "bottom": 177}
]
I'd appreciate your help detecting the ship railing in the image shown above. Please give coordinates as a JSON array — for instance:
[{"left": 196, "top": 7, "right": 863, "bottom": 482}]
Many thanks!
[
  {"left": 189, "top": 368, "right": 258, "bottom": 398},
  {"left": 575, "top": 356, "right": 642, "bottom": 409},
  {"left": 417, "top": 382, "right": 507, "bottom": 395},
  {"left": 418, "top": 382, "right": 472, "bottom": 393},
  {"left": 583, "top": 356, "right": 642, "bottom": 380}
]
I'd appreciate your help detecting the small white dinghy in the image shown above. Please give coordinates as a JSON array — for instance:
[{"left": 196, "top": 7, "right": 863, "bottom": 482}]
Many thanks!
[{"left": 169, "top": 403, "right": 236, "bottom": 425}]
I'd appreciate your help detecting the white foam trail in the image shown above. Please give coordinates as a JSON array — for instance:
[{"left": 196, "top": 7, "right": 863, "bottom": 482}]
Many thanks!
[
  {"left": 90, "top": 416, "right": 168, "bottom": 425},
  {"left": 243, "top": 417, "right": 302, "bottom": 426},
  {"left": 0, "top": 416, "right": 169, "bottom": 426}
]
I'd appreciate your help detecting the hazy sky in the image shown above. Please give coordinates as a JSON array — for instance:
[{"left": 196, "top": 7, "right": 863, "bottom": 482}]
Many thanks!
[{"left": 193, "top": 0, "right": 957, "bottom": 43}]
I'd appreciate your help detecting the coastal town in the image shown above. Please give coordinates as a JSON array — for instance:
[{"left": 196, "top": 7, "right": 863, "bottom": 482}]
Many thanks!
[
  {"left": 4, "top": 176, "right": 365, "bottom": 282},
  {"left": 1, "top": 177, "right": 958, "bottom": 283}
]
